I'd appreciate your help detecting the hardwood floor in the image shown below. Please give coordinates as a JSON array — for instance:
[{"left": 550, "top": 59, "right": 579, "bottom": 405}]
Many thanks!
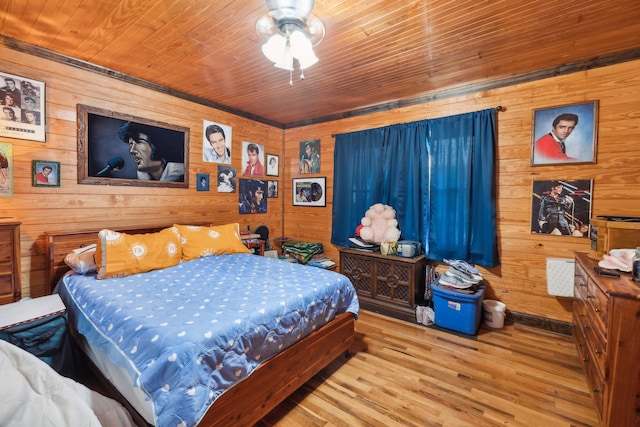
[{"left": 258, "top": 310, "right": 598, "bottom": 427}]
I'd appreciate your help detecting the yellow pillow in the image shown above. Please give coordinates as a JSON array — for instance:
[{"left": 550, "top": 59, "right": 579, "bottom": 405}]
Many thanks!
[
  {"left": 95, "top": 227, "right": 182, "bottom": 279},
  {"left": 174, "top": 223, "right": 251, "bottom": 261}
]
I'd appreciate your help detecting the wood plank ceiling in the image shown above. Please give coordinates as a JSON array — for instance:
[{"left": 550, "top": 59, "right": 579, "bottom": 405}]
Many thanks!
[{"left": 2, "top": 0, "right": 640, "bottom": 128}]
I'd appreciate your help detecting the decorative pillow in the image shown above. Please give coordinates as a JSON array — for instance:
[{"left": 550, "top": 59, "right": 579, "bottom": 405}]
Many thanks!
[
  {"left": 64, "top": 244, "right": 98, "bottom": 274},
  {"left": 174, "top": 223, "right": 251, "bottom": 261},
  {"left": 95, "top": 227, "right": 182, "bottom": 279}
]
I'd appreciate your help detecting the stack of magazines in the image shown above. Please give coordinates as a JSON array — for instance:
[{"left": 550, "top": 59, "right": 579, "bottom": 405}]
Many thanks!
[{"left": 348, "top": 236, "right": 379, "bottom": 252}]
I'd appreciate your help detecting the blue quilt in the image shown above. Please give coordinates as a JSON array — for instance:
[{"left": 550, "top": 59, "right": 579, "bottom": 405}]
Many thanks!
[{"left": 57, "top": 254, "right": 359, "bottom": 427}]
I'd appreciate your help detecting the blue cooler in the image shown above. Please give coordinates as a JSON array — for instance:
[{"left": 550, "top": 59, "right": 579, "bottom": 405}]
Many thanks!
[{"left": 431, "top": 281, "right": 485, "bottom": 335}]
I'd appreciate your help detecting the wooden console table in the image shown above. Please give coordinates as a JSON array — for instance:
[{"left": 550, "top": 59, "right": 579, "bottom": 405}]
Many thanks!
[{"left": 339, "top": 247, "right": 427, "bottom": 322}]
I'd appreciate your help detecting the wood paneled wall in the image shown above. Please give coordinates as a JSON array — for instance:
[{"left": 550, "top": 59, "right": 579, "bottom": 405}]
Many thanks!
[
  {"left": 0, "top": 45, "right": 284, "bottom": 297},
  {"left": 283, "top": 59, "right": 640, "bottom": 323},
  {"left": 4, "top": 44, "right": 640, "bottom": 323}
]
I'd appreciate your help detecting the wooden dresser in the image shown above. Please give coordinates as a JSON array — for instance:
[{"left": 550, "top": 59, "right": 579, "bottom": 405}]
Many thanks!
[
  {"left": 573, "top": 252, "right": 640, "bottom": 426},
  {"left": 339, "top": 247, "right": 427, "bottom": 322},
  {"left": 0, "top": 220, "right": 21, "bottom": 305}
]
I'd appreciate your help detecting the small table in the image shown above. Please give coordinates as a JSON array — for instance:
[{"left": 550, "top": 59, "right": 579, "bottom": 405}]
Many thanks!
[{"left": 242, "top": 235, "right": 265, "bottom": 256}]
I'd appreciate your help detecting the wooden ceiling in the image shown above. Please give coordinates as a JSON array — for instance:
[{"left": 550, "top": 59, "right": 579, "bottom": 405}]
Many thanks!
[{"left": 2, "top": 0, "right": 640, "bottom": 128}]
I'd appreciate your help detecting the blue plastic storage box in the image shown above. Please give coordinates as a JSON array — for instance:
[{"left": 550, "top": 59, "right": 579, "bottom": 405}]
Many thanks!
[{"left": 431, "top": 282, "right": 485, "bottom": 335}]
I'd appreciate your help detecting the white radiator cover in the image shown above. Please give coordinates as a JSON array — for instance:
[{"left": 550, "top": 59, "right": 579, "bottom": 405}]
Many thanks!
[{"left": 546, "top": 258, "right": 575, "bottom": 297}]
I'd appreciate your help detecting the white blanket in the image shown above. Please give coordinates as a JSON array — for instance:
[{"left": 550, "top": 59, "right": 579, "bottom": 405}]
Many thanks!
[{"left": 0, "top": 339, "right": 134, "bottom": 427}]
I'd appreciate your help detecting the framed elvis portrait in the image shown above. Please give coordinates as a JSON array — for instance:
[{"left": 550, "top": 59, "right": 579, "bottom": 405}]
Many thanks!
[
  {"left": 32, "top": 160, "right": 60, "bottom": 187},
  {"left": 266, "top": 154, "right": 279, "bottom": 176},
  {"left": 0, "top": 71, "right": 46, "bottom": 142},
  {"left": 299, "top": 139, "right": 320, "bottom": 174},
  {"left": 0, "top": 143, "right": 14, "bottom": 197},
  {"left": 293, "top": 177, "right": 326, "bottom": 207},
  {"left": 77, "top": 104, "right": 189, "bottom": 188},
  {"left": 531, "top": 101, "right": 598, "bottom": 166},
  {"left": 531, "top": 179, "right": 593, "bottom": 237}
]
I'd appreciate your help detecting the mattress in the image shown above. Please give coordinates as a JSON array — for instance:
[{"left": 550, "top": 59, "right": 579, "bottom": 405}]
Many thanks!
[{"left": 57, "top": 253, "right": 359, "bottom": 427}]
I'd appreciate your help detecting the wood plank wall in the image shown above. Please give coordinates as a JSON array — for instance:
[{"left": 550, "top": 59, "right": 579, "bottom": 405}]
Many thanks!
[
  {"left": 3, "top": 43, "right": 640, "bottom": 323},
  {"left": 283, "top": 59, "right": 640, "bottom": 323},
  {"left": 0, "top": 45, "right": 285, "bottom": 297}
]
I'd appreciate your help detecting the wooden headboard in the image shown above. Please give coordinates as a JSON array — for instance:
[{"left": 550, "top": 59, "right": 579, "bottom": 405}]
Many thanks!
[{"left": 45, "top": 223, "right": 209, "bottom": 294}]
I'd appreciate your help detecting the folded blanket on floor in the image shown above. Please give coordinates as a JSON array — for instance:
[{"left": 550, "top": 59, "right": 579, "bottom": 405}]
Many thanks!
[{"left": 282, "top": 241, "right": 324, "bottom": 264}]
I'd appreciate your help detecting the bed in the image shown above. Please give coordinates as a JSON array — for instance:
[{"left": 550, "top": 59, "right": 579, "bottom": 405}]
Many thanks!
[{"left": 46, "top": 223, "right": 358, "bottom": 427}]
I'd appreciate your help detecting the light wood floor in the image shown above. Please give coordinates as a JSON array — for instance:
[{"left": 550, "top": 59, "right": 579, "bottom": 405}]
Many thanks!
[{"left": 258, "top": 310, "right": 598, "bottom": 427}]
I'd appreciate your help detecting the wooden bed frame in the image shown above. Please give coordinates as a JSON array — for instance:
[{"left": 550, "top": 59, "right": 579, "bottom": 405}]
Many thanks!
[{"left": 46, "top": 225, "right": 356, "bottom": 426}]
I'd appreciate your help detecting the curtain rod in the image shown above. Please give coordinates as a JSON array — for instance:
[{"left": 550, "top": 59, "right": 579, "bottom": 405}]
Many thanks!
[{"left": 331, "top": 106, "right": 505, "bottom": 137}]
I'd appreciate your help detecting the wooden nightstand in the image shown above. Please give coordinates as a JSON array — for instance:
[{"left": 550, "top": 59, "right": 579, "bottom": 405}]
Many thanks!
[
  {"left": 0, "top": 220, "right": 21, "bottom": 305},
  {"left": 242, "top": 234, "right": 265, "bottom": 255}
]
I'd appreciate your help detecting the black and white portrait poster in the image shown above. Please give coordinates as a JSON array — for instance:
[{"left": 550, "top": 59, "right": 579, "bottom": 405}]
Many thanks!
[{"left": 0, "top": 71, "right": 45, "bottom": 142}]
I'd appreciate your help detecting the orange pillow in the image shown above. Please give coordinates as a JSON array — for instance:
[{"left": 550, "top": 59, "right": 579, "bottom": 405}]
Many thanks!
[
  {"left": 174, "top": 223, "right": 250, "bottom": 261},
  {"left": 95, "top": 227, "right": 182, "bottom": 279}
]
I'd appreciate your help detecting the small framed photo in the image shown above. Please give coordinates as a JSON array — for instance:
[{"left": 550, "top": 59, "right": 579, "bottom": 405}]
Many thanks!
[
  {"left": 299, "top": 139, "right": 320, "bottom": 174},
  {"left": 0, "top": 71, "right": 46, "bottom": 142},
  {"left": 32, "top": 160, "right": 60, "bottom": 187},
  {"left": 531, "top": 101, "right": 598, "bottom": 166},
  {"left": 266, "top": 154, "right": 279, "bottom": 176},
  {"left": 196, "top": 173, "right": 209, "bottom": 191},
  {"left": 293, "top": 177, "right": 326, "bottom": 207},
  {"left": 217, "top": 165, "right": 236, "bottom": 193},
  {"left": 530, "top": 179, "right": 593, "bottom": 237},
  {"left": 242, "top": 141, "right": 265, "bottom": 177},
  {"left": 0, "top": 143, "right": 14, "bottom": 197},
  {"left": 267, "top": 180, "right": 278, "bottom": 198}
]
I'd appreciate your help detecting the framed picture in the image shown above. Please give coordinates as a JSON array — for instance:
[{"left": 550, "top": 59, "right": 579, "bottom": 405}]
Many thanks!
[
  {"left": 239, "top": 179, "right": 267, "bottom": 214},
  {"left": 77, "top": 104, "right": 189, "bottom": 188},
  {"left": 0, "top": 143, "right": 14, "bottom": 197},
  {"left": 299, "top": 139, "right": 320, "bottom": 174},
  {"left": 242, "top": 141, "right": 265, "bottom": 177},
  {"left": 293, "top": 177, "right": 326, "bottom": 207},
  {"left": 0, "top": 71, "right": 46, "bottom": 142},
  {"left": 217, "top": 165, "right": 237, "bottom": 193},
  {"left": 531, "top": 179, "right": 593, "bottom": 237},
  {"left": 531, "top": 101, "right": 598, "bottom": 166},
  {"left": 32, "top": 160, "right": 60, "bottom": 187},
  {"left": 196, "top": 173, "right": 209, "bottom": 191},
  {"left": 267, "top": 180, "right": 278, "bottom": 198},
  {"left": 266, "top": 154, "right": 279, "bottom": 176},
  {"left": 203, "top": 120, "right": 232, "bottom": 164}
]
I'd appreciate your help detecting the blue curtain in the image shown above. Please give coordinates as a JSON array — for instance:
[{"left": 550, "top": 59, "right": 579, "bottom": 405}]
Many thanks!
[
  {"left": 427, "top": 109, "right": 498, "bottom": 266},
  {"left": 331, "top": 128, "right": 386, "bottom": 247},
  {"left": 331, "top": 108, "right": 498, "bottom": 267}
]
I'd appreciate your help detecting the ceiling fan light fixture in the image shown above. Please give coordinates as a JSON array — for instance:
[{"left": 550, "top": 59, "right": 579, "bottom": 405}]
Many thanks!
[{"left": 256, "top": 0, "right": 324, "bottom": 84}]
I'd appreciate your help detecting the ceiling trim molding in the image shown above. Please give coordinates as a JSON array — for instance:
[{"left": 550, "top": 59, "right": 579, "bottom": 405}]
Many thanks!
[
  {"left": 0, "top": 36, "right": 283, "bottom": 128},
  {"left": 3, "top": 36, "right": 640, "bottom": 129},
  {"left": 283, "top": 47, "right": 640, "bottom": 128}
]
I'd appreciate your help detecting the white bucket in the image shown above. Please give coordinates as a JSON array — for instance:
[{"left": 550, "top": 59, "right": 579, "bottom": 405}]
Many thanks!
[{"left": 482, "top": 299, "right": 506, "bottom": 328}]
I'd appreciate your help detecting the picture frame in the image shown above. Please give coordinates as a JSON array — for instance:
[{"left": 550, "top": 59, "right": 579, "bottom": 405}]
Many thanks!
[
  {"left": 202, "top": 120, "right": 232, "bottom": 164},
  {"left": 196, "top": 173, "right": 210, "bottom": 191},
  {"left": 267, "top": 180, "right": 278, "bottom": 198},
  {"left": 0, "top": 71, "right": 46, "bottom": 142},
  {"left": 32, "top": 160, "right": 60, "bottom": 187},
  {"left": 241, "top": 141, "right": 265, "bottom": 177},
  {"left": 0, "top": 143, "right": 14, "bottom": 197},
  {"left": 239, "top": 179, "right": 267, "bottom": 214},
  {"left": 531, "top": 101, "right": 598, "bottom": 166},
  {"left": 77, "top": 104, "right": 189, "bottom": 188},
  {"left": 293, "top": 177, "right": 326, "bottom": 207},
  {"left": 266, "top": 154, "right": 279, "bottom": 176},
  {"left": 530, "top": 179, "right": 593, "bottom": 237},
  {"left": 299, "top": 139, "right": 320, "bottom": 174},
  {"left": 217, "top": 165, "right": 236, "bottom": 193}
]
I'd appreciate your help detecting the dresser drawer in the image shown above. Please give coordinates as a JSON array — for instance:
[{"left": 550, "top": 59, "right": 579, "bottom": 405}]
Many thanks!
[{"left": 586, "top": 279, "right": 608, "bottom": 335}]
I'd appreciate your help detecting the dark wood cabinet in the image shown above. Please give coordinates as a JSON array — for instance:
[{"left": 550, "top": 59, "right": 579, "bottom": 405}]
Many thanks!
[
  {"left": 573, "top": 252, "right": 640, "bottom": 427},
  {"left": 0, "top": 220, "right": 21, "bottom": 305},
  {"left": 339, "top": 247, "right": 427, "bottom": 322}
]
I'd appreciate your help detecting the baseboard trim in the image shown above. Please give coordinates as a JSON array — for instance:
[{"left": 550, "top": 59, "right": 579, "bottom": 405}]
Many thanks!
[{"left": 507, "top": 311, "right": 573, "bottom": 336}]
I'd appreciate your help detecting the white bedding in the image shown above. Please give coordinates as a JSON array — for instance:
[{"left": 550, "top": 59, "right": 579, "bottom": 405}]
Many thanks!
[{"left": 0, "top": 339, "right": 134, "bottom": 427}]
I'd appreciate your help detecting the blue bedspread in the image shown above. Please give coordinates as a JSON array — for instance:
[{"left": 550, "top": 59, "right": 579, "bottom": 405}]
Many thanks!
[{"left": 57, "top": 254, "right": 359, "bottom": 427}]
